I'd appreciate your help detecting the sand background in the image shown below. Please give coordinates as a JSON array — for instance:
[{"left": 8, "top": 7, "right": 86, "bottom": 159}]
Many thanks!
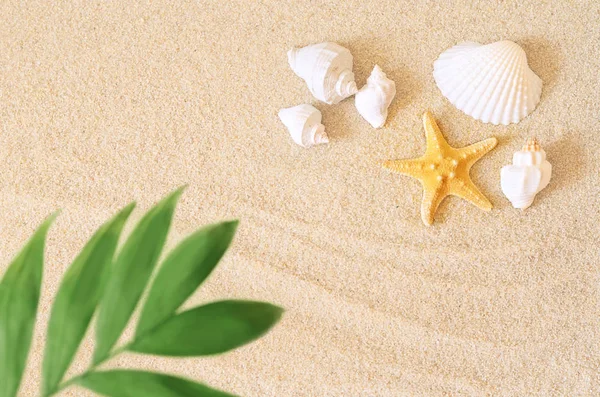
[{"left": 1, "top": 0, "right": 599, "bottom": 395}]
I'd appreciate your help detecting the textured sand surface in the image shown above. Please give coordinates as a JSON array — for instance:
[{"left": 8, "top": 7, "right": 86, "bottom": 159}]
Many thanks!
[{"left": 1, "top": 1, "right": 599, "bottom": 395}]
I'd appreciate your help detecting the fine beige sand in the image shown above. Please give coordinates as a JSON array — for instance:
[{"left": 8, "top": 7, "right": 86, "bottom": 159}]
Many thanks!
[{"left": 1, "top": 1, "right": 599, "bottom": 396}]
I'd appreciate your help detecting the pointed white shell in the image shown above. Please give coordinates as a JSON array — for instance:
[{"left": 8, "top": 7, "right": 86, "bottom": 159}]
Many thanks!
[
  {"left": 288, "top": 42, "right": 358, "bottom": 105},
  {"left": 501, "top": 141, "right": 552, "bottom": 209},
  {"left": 433, "top": 40, "right": 543, "bottom": 125},
  {"left": 278, "top": 104, "right": 329, "bottom": 148},
  {"left": 501, "top": 166, "right": 542, "bottom": 209},
  {"left": 355, "top": 65, "right": 396, "bottom": 128}
]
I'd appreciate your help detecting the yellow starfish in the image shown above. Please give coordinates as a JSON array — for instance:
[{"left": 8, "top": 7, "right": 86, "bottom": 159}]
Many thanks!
[{"left": 384, "top": 111, "right": 498, "bottom": 226}]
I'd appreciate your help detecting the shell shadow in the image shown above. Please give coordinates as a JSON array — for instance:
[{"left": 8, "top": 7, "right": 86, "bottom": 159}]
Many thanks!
[
  {"left": 385, "top": 67, "right": 421, "bottom": 125},
  {"left": 316, "top": 100, "right": 358, "bottom": 140},
  {"left": 341, "top": 39, "right": 391, "bottom": 85},
  {"left": 519, "top": 37, "right": 562, "bottom": 100},
  {"left": 536, "top": 136, "right": 584, "bottom": 199}
]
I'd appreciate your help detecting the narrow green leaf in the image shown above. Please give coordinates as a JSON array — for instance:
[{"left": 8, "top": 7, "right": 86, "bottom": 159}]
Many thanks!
[
  {"left": 129, "top": 300, "right": 283, "bottom": 357},
  {"left": 0, "top": 213, "right": 57, "bottom": 397},
  {"left": 41, "top": 203, "right": 135, "bottom": 396},
  {"left": 94, "top": 187, "right": 184, "bottom": 364},
  {"left": 136, "top": 220, "right": 239, "bottom": 336},
  {"left": 77, "top": 370, "right": 237, "bottom": 397}
]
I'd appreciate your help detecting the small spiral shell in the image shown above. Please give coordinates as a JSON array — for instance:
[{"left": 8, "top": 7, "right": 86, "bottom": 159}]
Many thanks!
[
  {"left": 278, "top": 104, "right": 329, "bottom": 148},
  {"left": 355, "top": 65, "right": 396, "bottom": 128}
]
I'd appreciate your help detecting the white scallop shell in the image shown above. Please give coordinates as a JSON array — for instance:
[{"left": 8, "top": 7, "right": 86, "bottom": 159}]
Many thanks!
[
  {"left": 501, "top": 139, "right": 552, "bottom": 209},
  {"left": 433, "top": 40, "right": 543, "bottom": 125},
  {"left": 278, "top": 104, "right": 329, "bottom": 148},
  {"left": 288, "top": 42, "right": 358, "bottom": 105},
  {"left": 355, "top": 65, "right": 396, "bottom": 128}
]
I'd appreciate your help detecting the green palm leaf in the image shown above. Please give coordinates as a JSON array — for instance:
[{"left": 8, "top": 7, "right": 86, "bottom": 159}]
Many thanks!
[
  {"left": 136, "top": 221, "right": 238, "bottom": 336},
  {"left": 129, "top": 300, "right": 283, "bottom": 356},
  {"left": 0, "top": 188, "right": 283, "bottom": 397},
  {"left": 0, "top": 213, "right": 57, "bottom": 397},
  {"left": 94, "top": 187, "right": 184, "bottom": 364},
  {"left": 41, "top": 203, "right": 135, "bottom": 396},
  {"left": 77, "top": 370, "right": 237, "bottom": 397}
]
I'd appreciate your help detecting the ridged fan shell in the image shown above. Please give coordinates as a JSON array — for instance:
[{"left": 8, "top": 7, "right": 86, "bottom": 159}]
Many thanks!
[{"left": 434, "top": 40, "right": 542, "bottom": 125}]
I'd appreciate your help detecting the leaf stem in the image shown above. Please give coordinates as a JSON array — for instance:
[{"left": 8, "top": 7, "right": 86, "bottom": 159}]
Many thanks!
[{"left": 45, "top": 343, "right": 131, "bottom": 397}]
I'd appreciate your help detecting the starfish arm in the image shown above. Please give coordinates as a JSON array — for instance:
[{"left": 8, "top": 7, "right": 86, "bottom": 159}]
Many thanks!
[
  {"left": 422, "top": 111, "right": 450, "bottom": 156},
  {"left": 420, "top": 182, "right": 446, "bottom": 226},
  {"left": 384, "top": 112, "right": 497, "bottom": 225},
  {"left": 383, "top": 158, "right": 427, "bottom": 179},
  {"left": 458, "top": 137, "right": 498, "bottom": 167},
  {"left": 450, "top": 178, "right": 493, "bottom": 211}
]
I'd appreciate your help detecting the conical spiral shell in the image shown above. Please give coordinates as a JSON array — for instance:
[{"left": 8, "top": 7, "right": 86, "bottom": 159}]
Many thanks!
[
  {"left": 501, "top": 139, "right": 552, "bottom": 209},
  {"left": 288, "top": 42, "right": 358, "bottom": 105},
  {"left": 355, "top": 65, "right": 396, "bottom": 128},
  {"left": 522, "top": 138, "right": 541, "bottom": 152},
  {"left": 278, "top": 104, "right": 329, "bottom": 148},
  {"left": 434, "top": 40, "right": 542, "bottom": 125},
  {"left": 500, "top": 165, "right": 542, "bottom": 209}
]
